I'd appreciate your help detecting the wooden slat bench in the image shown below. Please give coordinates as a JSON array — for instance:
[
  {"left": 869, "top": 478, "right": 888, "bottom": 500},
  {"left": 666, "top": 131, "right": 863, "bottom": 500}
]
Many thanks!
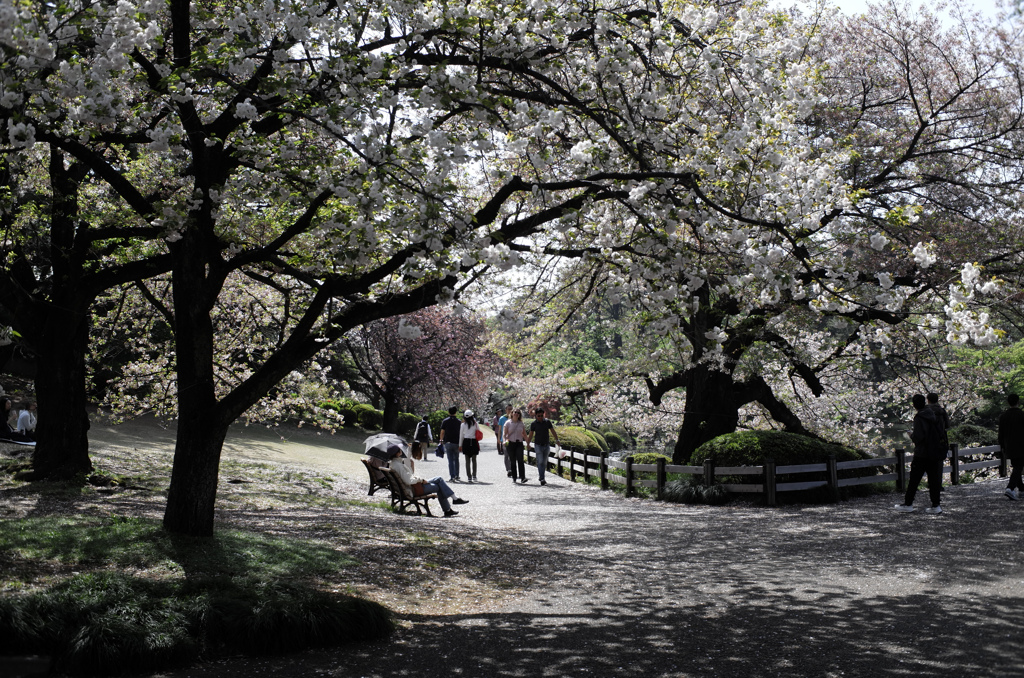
[
  {"left": 361, "top": 458, "right": 390, "bottom": 496},
  {"left": 379, "top": 467, "right": 439, "bottom": 516}
]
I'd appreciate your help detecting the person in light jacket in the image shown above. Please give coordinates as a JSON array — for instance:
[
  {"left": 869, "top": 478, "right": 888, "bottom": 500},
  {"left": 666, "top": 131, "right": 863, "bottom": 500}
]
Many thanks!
[{"left": 387, "top": 446, "right": 467, "bottom": 517}]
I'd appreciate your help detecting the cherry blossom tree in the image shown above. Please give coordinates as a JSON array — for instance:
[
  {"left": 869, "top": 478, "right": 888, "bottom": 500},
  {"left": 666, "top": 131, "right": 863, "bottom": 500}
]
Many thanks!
[{"left": 333, "top": 307, "right": 495, "bottom": 431}]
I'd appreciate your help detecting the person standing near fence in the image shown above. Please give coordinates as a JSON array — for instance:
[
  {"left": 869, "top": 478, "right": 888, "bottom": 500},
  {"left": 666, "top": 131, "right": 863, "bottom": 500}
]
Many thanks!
[
  {"left": 439, "top": 406, "right": 463, "bottom": 482},
  {"left": 504, "top": 408, "right": 527, "bottom": 483},
  {"left": 998, "top": 393, "right": 1024, "bottom": 501},
  {"left": 496, "top": 407, "right": 512, "bottom": 476},
  {"left": 894, "top": 394, "right": 945, "bottom": 514},
  {"left": 526, "top": 407, "right": 560, "bottom": 486}
]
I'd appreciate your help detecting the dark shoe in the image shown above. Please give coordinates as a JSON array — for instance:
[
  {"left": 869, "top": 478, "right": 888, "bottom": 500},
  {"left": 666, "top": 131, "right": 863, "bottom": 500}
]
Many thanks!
[
  {"left": 507, "top": 472, "right": 513, "bottom": 477},
  {"left": 540, "top": 480, "right": 547, "bottom": 486},
  {"left": 444, "top": 510, "right": 459, "bottom": 517},
  {"left": 453, "top": 498, "right": 468, "bottom": 505}
]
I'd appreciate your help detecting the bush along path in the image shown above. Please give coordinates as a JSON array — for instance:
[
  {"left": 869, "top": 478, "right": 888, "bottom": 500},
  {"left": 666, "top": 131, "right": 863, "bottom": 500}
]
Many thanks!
[{"left": 141, "top": 437, "right": 1024, "bottom": 678}]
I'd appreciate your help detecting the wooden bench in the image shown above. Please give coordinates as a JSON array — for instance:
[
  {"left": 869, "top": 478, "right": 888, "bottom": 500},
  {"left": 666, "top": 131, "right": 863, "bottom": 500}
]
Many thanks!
[
  {"left": 361, "top": 458, "right": 390, "bottom": 496},
  {"left": 378, "top": 467, "right": 439, "bottom": 516}
]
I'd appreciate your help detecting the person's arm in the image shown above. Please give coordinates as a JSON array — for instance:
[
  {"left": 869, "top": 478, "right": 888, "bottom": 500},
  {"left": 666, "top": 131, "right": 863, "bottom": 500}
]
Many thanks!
[
  {"left": 910, "top": 414, "right": 925, "bottom": 446},
  {"left": 526, "top": 424, "right": 534, "bottom": 448}
]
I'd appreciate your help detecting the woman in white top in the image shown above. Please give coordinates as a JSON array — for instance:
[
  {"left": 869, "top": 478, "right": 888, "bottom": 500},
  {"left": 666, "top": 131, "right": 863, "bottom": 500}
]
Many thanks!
[
  {"left": 458, "top": 410, "right": 481, "bottom": 482},
  {"left": 503, "top": 409, "right": 527, "bottom": 483},
  {"left": 16, "top": 401, "right": 36, "bottom": 441}
]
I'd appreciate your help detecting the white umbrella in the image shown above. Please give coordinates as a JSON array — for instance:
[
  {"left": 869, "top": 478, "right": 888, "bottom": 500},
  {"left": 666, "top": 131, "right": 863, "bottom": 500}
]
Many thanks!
[{"left": 364, "top": 433, "right": 407, "bottom": 460}]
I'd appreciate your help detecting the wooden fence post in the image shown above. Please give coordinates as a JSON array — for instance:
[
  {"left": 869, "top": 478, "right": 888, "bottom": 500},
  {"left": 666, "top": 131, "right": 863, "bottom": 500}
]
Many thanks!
[
  {"left": 895, "top": 448, "right": 906, "bottom": 491},
  {"left": 600, "top": 452, "right": 608, "bottom": 490},
  {"left": 827, "top": 455, "right": 839, "bottom": 503},
  {"left": 569, "top": 449, "right": 576, "bottom": 482},
  {"left": 625, "top": 456, "right": 634, "bottom": 498},
  {"left": 703, "top": 459, "right": 715, "bottom": 488},
  {"left": 1000, "top": 446, "right": 1008, "bottom": 478},
  {"left": 657, "top": 457, "right": 666, "bottom": 500},
  {"left": 949, "top": 443, "right": 960, "bottom": 485},
  {"left": 583, "top": 451, "right": 590, "bottom": 484},
  {"left": 764, "top": 458, "right": 777, "bottom": 507},
  {"left": 556, "top": 448, "right": 563, "bottom": 478}
]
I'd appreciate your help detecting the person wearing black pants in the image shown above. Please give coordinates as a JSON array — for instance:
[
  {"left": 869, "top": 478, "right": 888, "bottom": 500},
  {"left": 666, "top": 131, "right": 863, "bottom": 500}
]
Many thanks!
[
  {"left": 999, "top": 393, "right": 1024, "bottom": 501},
  {"left": 895, "top": 394, "right": 945, "bottom": 514},
  {"left": 503, "top": 409, "right": 527, "bottom": 482}
]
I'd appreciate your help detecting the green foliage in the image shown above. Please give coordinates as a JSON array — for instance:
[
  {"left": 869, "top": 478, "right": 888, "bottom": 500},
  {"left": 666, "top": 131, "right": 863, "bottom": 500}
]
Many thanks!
[
  {"left": 599, "top": 423, "right": 633, "bottom": 449},
  {"left": 321, "top": 398, "right": 358, "bottom": 427},
  {"left": 662, "top": 478, "right": 730, "bottom": 505},
  {"left": 585, "top": 429, "right": 609, "bottom": 452},
  {"left": 691, "top": 430, "right": 865, "bottom": 466},
  {"left": 630, "top": 452, "right": 671, "bottom": 466},
  {"left": 603, "top": 431, "right": 624, "bottom": 451},
  {"left": 0, "top": 517, "right": 393, "bottom": 675},
  {"left": 426, "top": 410, "right": 448, "bottom": 433},
  {"left": 396, "top": 412, "right": 419, "bottom": 437},
  {"left": 353, "top": 404, "right": 383, "bottom": 430},
  {"left": 555, "top": 426, "right": 604, "bottom": 454},
  {"left": 0, "top": 572, "right": 393, "bottom": 675},
  {"left": 948, "top": 424, "right": 998, "bottom": 447}
]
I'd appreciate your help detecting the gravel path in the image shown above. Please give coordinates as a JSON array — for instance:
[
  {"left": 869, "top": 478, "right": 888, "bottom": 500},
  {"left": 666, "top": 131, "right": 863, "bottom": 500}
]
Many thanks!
[{"left": 156, "top": 439, "right": 1024, "bottom": 678}]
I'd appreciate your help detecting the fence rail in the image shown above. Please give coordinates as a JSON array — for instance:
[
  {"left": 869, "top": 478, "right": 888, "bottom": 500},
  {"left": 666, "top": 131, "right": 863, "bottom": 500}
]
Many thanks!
[{"left": 525, "top": 444, "right": 1006, "bottom": 506}]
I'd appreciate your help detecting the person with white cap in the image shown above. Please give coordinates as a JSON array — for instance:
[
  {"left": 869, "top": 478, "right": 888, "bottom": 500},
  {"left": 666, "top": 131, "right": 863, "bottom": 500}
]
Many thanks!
[
  {"left": 387, "top": 445, "right": 467, "bottom": 517},
  {"left": 459, "top": 410, "right": 481, "bottom": 481}
]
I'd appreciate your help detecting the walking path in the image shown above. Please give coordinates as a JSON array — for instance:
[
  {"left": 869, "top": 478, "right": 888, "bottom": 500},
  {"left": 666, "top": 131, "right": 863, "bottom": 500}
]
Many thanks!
[{"left": 158, "top": 438, "right": 1024, "bottom": 678}]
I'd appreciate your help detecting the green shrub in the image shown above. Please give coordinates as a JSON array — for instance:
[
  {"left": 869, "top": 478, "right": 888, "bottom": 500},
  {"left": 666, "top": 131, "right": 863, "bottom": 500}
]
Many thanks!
[
  {"left": 662, "top": 478, "right": 730, "bottom": 505},
  {"left": 0, "top": 572, "right": 394, "bottom": 675},
  {"left": 630, "top": 452, "right": 671, "bottom": 466},
  {"left": 947, "top": 423, "right": 998, "bottom": 447},
  {"left": 603, "top": 431, "right": 624, "bottom": 451},
  {"left": 554, "top": 427, "right": 603, "bottom": 455},
  {"left": 426, "top": 410, "right": 448, "bottom": 433},
  {"left": 396, "top": 413, "right": 419, "bottom": 437},
  {"left": 585, "top": 430, "right": 609, "bottom": 452},
  {"left": 600, "top": 423, "right": 633, "bottom": 449},
  {"left": 353, "top": 405, "right": 383, "bottom": 430},
  {"left": 691, "top": 430, "right": 865, "bottom": 466}
]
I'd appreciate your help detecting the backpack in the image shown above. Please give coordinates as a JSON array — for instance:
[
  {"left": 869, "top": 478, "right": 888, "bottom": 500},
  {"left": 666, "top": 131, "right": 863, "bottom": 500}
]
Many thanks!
[{"left": 414, "top": 421, "right": 430, "bottom": 442}]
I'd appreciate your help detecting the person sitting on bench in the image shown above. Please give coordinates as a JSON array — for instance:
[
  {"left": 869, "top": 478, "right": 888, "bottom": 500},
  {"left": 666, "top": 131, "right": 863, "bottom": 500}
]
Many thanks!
[{"left": 386, "top": 445, "right": 468, "bottom": 517}]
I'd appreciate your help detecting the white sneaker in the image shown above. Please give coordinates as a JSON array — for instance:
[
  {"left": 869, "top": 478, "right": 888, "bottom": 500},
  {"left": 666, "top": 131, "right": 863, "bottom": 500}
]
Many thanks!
[
  {"left": 925, "top": 506, "right": 943, "bottom": 515},
  {"left": 894, "top": 504, "right": 915, "bottom": 512},
  {"left": 1005, "top": 488, "right": 1018, "bottom": 501}
]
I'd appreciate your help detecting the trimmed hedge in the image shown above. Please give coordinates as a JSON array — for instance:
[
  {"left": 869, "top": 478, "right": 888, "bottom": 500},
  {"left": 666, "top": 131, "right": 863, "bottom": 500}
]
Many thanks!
[
  {"left": 947, "top": 424, "right": 998, "bottom": 447},
  {"left": 691, "top": 430, "right": 866, "bottom": 466},
  {"left": 629, "top": 452, "right": 671, "bottom": 466},
  {"left": 396, "top": 413, "right": 419, "bottom": 437},
  {"left": 599, "top": 423, "right": 633, "bottom": 449},
  {"left": 353, "top": 404, "right": 382, "bottom": 430},
  {"left": 555, "top": 427, "right": 604, "bottom": 455},
  {"left": 585, "top": 430, "right": 609, "bottom": 452},
  {"left": 603, "top": 431, "right": 625, "bottom": 451}
]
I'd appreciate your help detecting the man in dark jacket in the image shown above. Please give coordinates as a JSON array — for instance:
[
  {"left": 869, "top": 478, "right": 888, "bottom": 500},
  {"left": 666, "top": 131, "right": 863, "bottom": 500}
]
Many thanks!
[
  {"left": 438, "top": 406, "right": 464, "bottom": 482},
  {"left": 998, "top": 393, "right": 1024, "bottom": 501},
  {"left": 894, "top": 394, "right": 945, "bottom": 514}
]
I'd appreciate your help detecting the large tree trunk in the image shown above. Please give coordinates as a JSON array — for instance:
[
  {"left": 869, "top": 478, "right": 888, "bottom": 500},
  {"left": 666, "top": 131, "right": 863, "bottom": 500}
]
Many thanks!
[
  {"left": 672, "top": 366, "right": 740, "bottom": 464},
  {"left": 162, "top": 415, "right": 230, "bottom": 537},
  {"left": 31, "top": 307, "right": 93, "bottom": 479},
  {"left": 381, "top": 391, "right": 400, "bottom": 434}
]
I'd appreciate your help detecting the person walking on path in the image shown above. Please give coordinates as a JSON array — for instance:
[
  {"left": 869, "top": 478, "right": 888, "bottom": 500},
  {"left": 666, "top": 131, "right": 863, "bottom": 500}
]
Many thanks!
[
  {"left": 387, "top": 445, "right": 468, "bottom": 517},
  {"left": 895, "top": 394, "right": 945, "bottom": 514},
  {"left": 439, "top": 407, "right": 463, "bottom": 482},
  {"left": 526, "top": 407, "right": 559, "bottom": 486},
  {"left": 459, "top": 410, "right": 482, "bottom": 481},
  {"left": 998, "top": 393, "right": 1024, "bottom": 500},
  {"left": 498, "top": 406, "right": 512, "bottom": 477},
  {"left": 412, "top": 415, "right": 432, "bottom": 461},
  {"left": 503, "top": 408, "right": 527, "bottom": 483}
]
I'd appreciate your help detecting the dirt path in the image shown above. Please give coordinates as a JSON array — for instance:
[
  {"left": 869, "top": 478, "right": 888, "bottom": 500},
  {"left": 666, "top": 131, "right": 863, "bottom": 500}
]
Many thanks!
[{"left": 141, "top": 433, "right": 1024, "bottom": 678}]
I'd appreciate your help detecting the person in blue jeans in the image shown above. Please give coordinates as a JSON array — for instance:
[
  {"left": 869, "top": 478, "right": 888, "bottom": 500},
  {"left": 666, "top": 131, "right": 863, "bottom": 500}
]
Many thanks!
[
  {"left": 438, "top": 406, "right": 463, "bottom": 481},
  {"left": 387, "top": 446, "right": 468, "bottom": 517},
  {"left": 526, "top": 407, "right": 560, "bottom": 486}
]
